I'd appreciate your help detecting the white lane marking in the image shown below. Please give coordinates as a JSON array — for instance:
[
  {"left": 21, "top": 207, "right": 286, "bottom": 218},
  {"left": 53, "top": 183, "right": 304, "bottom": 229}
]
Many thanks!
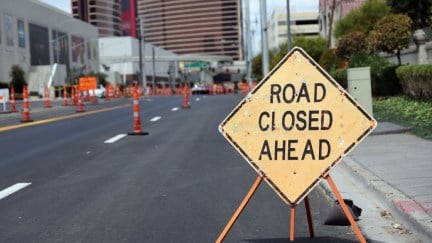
[
  {"left": 0, "top": 183, "right": 32, "bottom": 200},
  {"left": 195, "top": 98, "right": 201, "bottom": 101},
  {"left": 104, "top": 134, "right": 127, "bottom": 144},
  {"left": 150, "top": 116, "right": 161, "bottom": 122},
  {"left": 171, "top": 107, "right": 179, "bottom": 111}
]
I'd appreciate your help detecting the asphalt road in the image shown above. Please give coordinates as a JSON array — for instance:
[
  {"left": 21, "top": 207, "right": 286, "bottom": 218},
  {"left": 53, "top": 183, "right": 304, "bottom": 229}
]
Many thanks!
[{"left": 0, "top": 95, "right": 358, "bottom": 242}]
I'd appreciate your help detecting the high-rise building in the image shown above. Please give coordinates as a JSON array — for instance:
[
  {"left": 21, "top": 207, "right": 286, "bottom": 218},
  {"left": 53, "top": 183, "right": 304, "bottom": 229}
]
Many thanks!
[
  {"left": 71, "top": 0, "right": 122, "bottom": 37},
  {"left": 121, "top": 0, "right": 138, "bottom": 37},
  {"left": 136, "top": 0, "right": 243, "bottom": 60}
]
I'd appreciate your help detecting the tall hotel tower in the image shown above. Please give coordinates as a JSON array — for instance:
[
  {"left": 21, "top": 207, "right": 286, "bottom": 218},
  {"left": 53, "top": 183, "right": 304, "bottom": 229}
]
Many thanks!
[
  {"left": 137, "top": 0, "right": 243, "bottom": 60},
  {"left": 71, "top": 0, "right": 122, "bottom": 37}
]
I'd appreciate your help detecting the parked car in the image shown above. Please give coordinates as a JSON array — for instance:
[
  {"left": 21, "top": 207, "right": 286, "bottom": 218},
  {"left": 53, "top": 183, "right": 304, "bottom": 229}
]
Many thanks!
[
  {"left": 191, "top": 83, "right": 209, "bottom": 95},
  {"left": 88, "top": 85, "right": 106, "bottom": 98}
]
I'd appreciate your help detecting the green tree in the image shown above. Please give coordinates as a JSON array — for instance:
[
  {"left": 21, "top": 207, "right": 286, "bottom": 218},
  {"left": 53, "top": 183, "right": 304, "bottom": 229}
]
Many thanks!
[
  {"left": 386, "top": 0, "right": 432, "bottom": 29},
  {"left": 336, "top": 31, "right": 367, "bottom": 59},
  {"left": 9, "top": 65, "right": 27, "bottom": 93},
  {"left": 292, "top": 36, "right": 327, "bottom": 62},
  {"left": 252, "top": 36, "right": 326, "bottom": 79},
  {"left": 334, "top": 0, "right": 391, "bottom": 38},
  {"left": 251, "top": 54, "right": 263, "bottom": 81},
  {"left": 367, "top": 14, "right": 413, "bottom": 65}
]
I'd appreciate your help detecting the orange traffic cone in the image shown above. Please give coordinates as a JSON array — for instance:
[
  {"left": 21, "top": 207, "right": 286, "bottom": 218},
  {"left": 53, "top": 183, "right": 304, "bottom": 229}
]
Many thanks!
[
  {"left": 20, "top": 86, "right": 33, "bottom": 123},
  {"left": 76, "top": 89, "right": 85, "bottom": 112},
  {"left": 182, "top": 82, "right": 190, "bottom": 109},
  {"left": 128, "top": 90, "right": 148, "bottom": 135},
  {"left": 44, "top": 86, "right": 51, "bottom": 108},
  {"left": 10, "top": 85, "right": 17, "bottom": 112},
  {"left": 62, "top": 86, "right": 68, "bottom": 106},
  {"left": 71, "top": 86, "right": 76, "bottom": 106}
]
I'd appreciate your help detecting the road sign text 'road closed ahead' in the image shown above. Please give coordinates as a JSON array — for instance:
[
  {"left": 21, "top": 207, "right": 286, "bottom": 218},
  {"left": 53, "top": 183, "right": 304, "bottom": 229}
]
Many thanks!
[
  {"left": 219, "top": 47, "right": 376, "bottom": 205},
  {"left": 258, "top": 82, "right": 332, "bottom": 162}
]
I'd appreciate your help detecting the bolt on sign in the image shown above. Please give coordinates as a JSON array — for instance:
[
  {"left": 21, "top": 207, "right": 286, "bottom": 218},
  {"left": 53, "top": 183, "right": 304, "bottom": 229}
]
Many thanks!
[
  {"left": 219, "top": 47, "right": 376, "bottom": 205},
  {"left": 79, "top": 76, "right": 97, "bottom": 91}
]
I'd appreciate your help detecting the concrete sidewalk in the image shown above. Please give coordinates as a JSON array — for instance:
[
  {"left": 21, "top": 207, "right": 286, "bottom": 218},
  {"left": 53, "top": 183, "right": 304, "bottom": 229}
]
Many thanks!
[{"left": 325, "top": 122, "right": 432, "bottom": 242}]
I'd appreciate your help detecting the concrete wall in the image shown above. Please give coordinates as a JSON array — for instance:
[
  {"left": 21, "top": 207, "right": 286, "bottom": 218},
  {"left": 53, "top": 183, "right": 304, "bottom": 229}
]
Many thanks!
[
  {"left": 0, "top": 0, "right": 99, "bottom": 84},
  {"left": 382, "top": 43, "right": 432, "bottom": 65},
  {"left": 99, "top": 37, "right": 139, "bottom": 76}
]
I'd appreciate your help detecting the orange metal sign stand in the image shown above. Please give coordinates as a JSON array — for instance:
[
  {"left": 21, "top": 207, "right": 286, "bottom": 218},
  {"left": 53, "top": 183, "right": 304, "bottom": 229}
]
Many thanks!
[{"left": 216, "top": 174, "right": 366, "bottom": 243}]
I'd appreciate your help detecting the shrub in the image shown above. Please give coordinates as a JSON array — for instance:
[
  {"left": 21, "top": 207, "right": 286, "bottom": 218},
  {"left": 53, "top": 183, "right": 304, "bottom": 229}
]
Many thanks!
[
  {"left": 9, "top": 65, "right": 27, "bottom": 93},
  {"left": 336, "top": 31, "right": 367, "bottom": 59},
  {"left": 376, "top": 65, "right": 402, "bottom": 96},
  {"left": 396, "top": 65, "right": 432, "bottom": 99},
  {"left": 329, "top": 68, "right": 348, "bottom": 88},
  {"left": 319, "top": 48, "right": 345, "bottom": 71}
]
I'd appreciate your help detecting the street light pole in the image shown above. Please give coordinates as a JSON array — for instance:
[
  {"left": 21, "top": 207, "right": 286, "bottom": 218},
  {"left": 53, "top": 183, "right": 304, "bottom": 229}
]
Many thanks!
[
  {"left": 140, "top": 18, "right": 147, "bottom": 94},
  {"left": 260, "top": 0, "right": 269, "bottom": 75},
  {"left": 244, "top": 0, "right": 252, "bottom": 85},
  {"left": 286, "top": 0, "right": 292, "bottom": 51}
]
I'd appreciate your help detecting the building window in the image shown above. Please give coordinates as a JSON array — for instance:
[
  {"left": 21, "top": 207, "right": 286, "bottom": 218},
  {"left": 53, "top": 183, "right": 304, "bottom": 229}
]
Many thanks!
[{"left": 17, "top": 19, "right": 25, "bottom": 48}]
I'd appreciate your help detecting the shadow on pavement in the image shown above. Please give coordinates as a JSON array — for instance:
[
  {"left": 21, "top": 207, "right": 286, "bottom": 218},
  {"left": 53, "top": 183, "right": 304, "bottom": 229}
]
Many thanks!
[{"left": 243, "top": 237, "right": 359, "bottom": 243}]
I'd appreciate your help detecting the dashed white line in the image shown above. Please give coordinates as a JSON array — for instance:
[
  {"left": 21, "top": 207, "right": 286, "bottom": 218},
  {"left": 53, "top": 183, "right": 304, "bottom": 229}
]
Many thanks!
[
  {"left": 104, "top": 134, "right": 127, "bottom": 143},
  {"left": 171, "top": 107, "right": 179, "bottom": 111},
  {"left": 150, "top": 116, "right": 161, "bottom": 122},
  {"left": 0, "top": 183, "right": 32, "bottom": 200},
  {"left": 195, "top": 98, "right": 201, "bottom": 101}
]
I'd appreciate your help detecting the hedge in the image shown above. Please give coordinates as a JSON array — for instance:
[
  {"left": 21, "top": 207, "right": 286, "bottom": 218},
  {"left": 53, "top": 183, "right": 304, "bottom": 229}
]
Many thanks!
[{"left": 396, "top": 64, "right": 432, "bottom": 99}]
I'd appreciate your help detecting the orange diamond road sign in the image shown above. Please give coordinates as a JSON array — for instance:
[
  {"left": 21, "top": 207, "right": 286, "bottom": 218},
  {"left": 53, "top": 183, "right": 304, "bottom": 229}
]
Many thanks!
[
  {"left": 219, "top": 47, "right": 377, "bottom": 205},
  {"left": 79, "top": 76, "right": 97, "bottom": 91}
]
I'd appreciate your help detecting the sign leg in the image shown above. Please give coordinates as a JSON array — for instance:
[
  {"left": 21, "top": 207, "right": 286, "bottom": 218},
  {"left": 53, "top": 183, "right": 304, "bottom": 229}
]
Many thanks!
[
  {"left": 304, "top": 196, "right": 315, "bottom": 238},
  {"left": 290, "top": 206, "right": 296, "bottom": 241},
  {"left": 325, "top": 175, "right": 366, "bottom": 243},
  {"left": 216, "top": 175, "right": 263, "bottom": 243}
]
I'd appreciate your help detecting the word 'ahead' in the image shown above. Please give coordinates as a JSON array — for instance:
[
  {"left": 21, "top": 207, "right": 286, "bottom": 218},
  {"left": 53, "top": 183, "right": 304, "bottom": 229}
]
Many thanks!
[{"left": 219, "top": 47, "right": 376, "bottom": 205}]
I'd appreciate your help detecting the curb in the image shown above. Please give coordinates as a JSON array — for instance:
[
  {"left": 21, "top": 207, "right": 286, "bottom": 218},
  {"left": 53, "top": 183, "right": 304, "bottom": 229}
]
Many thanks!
[{"left": 321, "top": 156, "right": 432, "bottom": 242}]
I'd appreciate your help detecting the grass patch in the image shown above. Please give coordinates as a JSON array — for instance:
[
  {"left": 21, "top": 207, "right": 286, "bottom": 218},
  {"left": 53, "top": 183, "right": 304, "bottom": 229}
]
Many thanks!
[{"left": 373, "top": 96, "right": 432, "bottom": 140}]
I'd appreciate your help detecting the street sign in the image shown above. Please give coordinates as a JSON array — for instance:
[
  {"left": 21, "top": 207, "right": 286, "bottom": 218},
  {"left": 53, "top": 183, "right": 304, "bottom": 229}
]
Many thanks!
[
  {"left": 79, "top": 76, "right": 97, "bottom": 91},
  {"left": 184, "top": 62, "right": 209, "bottom": 69},
  {"left": 219, "top": 47, "right": 376, "bottom": 205}
]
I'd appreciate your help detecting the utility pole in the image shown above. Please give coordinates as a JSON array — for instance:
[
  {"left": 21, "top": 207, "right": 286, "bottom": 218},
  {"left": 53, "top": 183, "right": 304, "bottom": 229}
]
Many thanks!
[
  {"left": 286, "top": 0, "right": 292, "bottom": 51},
  {"left": 260, "top": 0, "right": 269, "bottom": 75},
  {"left": 152, "top": 45, "right": 156, "bottom": 95},
  {"left": 140, "top": 19, "right": 147, "bottom": 94},
  {"left": 244, "top": 0, "right": 252, "bottom": 85}
]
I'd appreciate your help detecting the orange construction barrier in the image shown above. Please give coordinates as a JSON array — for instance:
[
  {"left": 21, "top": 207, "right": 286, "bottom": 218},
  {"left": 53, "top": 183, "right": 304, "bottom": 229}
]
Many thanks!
[
  {"left": 20, "top": 86, "right": 33, "bottom": 122},
  {"left": 10, "top": 86, "right": 17, "bottom": 112},
  {"left": 182, "top": 82, "right": 190, "bottom": 108},
  {"left": 44, "top": 86, "right": 51, "bottom": 108},
  {"left": 128, "top": 90, "right": 148, "bottom": 135},
  {"left": 62, "top": 86, "right": 68, "bottom": 106},
  {"left": 76, "top": 89, "right": 85, "bottom": 112}
]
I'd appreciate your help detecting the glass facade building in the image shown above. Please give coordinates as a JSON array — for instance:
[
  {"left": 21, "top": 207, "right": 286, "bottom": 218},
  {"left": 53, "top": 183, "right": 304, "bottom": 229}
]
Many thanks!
[
  {"left": 137, "top": 0, "right": 242, "bottom": 60},
  {"left": 72, "top": 0, "right": 122, "bottom": 37}
]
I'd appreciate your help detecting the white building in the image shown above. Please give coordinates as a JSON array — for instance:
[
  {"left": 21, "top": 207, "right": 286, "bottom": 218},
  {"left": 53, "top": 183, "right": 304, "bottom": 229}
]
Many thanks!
[
  {"left": 0, "top": 0, "right": 98, "bottom": 92},
  {"left": 99, "top": 37, "right": 180, "bottom": 87},
  {"left": 268, "top": 9, "right": 319, "bottom": 50}
]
